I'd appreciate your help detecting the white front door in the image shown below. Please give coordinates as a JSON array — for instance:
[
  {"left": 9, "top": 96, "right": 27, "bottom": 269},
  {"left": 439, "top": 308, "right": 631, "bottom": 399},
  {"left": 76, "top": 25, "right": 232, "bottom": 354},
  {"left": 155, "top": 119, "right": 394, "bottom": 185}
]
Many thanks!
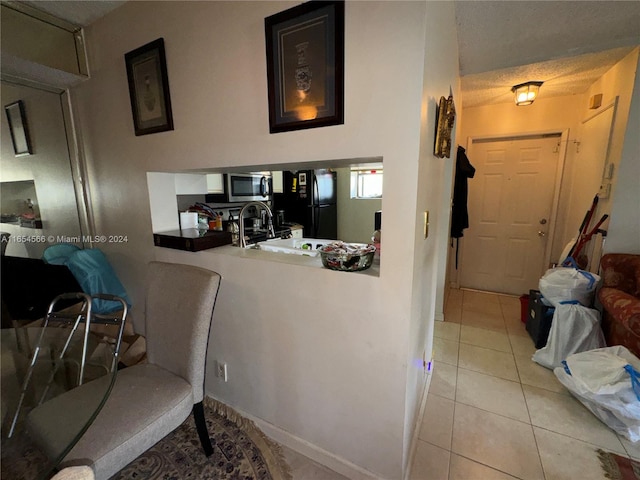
[{"left": 460, "top": 136, "right": 560, "bottom": 295}]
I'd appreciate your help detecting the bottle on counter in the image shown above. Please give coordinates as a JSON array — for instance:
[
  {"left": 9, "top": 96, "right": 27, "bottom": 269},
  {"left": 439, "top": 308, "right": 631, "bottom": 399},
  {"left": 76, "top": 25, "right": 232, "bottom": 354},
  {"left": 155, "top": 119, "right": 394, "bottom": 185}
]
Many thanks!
[
  {"left": 372, "top": 210, "right": 381, "bottom": 259},
  {"left": 198, "top": 214, "right": 209, "bottom": 230},
  {"left": 227, "top": 212, "right": 239, "bottom": 245}
]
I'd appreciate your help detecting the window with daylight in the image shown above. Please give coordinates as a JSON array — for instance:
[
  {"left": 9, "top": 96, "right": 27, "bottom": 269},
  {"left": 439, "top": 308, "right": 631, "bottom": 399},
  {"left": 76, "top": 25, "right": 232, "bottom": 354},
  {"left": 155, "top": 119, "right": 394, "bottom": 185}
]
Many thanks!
[{"left": 350, "top": 168, "right": 383, "bottom": 199}]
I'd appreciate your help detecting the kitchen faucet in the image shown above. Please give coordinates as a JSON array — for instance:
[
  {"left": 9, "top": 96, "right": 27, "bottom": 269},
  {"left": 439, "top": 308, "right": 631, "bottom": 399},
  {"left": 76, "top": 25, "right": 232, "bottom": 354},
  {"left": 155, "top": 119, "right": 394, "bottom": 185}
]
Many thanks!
[{"left": 238, "top": 201, "right": 275, "bottom": 248}]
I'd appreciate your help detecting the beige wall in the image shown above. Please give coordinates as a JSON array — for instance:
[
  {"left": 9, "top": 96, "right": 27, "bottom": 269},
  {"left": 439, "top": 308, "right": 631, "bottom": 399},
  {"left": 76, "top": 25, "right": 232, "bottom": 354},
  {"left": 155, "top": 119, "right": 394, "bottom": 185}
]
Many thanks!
[
  {"left": 405, "top": 0, "right": 461, "bottom": 470},
  {"left": 583, "top": 48, "right": 640, "bottom": 254},
  {"left": 606, "top": 50, "right": 640, "bottom": 254},
  {"left": 1, "top": 5, "right": 79, "bottom": 75},
  {"left": 72, "top": 2, "right": 453, "bottom": 478}
]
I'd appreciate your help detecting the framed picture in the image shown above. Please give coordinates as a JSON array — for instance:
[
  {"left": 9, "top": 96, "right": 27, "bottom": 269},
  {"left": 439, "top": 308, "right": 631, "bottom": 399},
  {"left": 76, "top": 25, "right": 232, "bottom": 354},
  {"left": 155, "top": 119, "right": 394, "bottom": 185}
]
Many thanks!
[
  {"left": 125, "top": 38, "right": 174, "bottom": 136},
  {"left": 265, "top": 0, "right": 344, "bottom": 133},
  {"left": 5, "top": 100, "right": 33, "bottom": 156}
]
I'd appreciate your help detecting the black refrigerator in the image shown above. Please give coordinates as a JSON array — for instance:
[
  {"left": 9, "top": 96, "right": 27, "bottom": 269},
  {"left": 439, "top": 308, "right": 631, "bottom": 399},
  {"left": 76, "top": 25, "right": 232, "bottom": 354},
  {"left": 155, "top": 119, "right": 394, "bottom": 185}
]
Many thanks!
[{"left": 276, "top": 169, "right": 338, "bottom": 240}]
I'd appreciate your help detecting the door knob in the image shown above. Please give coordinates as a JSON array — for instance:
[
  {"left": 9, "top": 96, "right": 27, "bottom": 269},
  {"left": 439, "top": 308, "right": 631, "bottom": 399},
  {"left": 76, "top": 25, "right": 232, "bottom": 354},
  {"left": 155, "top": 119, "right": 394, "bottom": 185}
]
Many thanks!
[
  {"left": 539, "top": 218, "right": 547, "bottom": 225},
  {"left": 538, "top": 231, "right": 546, "bottom": 237}
]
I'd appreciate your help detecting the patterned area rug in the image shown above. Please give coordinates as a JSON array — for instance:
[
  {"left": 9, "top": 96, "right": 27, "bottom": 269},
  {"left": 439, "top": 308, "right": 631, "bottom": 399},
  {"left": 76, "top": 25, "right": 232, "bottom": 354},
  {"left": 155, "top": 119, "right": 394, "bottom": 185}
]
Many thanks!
[
  {"left": 1, "top": 428, "right": 50, "bottom": 480},
  {"left": 112, "top": 397, "right": 292, "bottom": 479},
  {"left": 1, "top": 397, "right": 291, "bottom": 480},
  {"left": 598, "top": 449, "right": 640, "bottom": 480}
]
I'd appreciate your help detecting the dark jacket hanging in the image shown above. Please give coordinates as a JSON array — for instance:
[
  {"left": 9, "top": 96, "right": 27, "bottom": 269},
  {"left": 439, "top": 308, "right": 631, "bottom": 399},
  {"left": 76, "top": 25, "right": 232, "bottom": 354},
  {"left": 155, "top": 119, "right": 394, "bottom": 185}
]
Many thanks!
[
  {"left": 451, "top": 146, "right": 475, "bottom": 267},
  {"left": 451, "top": 146, "right": 475, "bottom": 238}
]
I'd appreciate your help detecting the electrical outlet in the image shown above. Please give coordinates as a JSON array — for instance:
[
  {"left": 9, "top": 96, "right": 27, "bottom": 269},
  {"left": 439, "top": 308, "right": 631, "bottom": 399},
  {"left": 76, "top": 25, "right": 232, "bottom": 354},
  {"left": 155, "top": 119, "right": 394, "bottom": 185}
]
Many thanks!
[{"left": 217, "top": 361, "right": 228, "bottom": 382}]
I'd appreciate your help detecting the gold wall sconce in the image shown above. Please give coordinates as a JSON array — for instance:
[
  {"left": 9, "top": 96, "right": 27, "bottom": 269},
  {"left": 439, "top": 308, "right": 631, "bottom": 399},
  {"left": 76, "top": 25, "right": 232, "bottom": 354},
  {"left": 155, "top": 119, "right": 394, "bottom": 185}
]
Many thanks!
[{"left": 434, "top": 94, "right": 456, "bottom": 158}]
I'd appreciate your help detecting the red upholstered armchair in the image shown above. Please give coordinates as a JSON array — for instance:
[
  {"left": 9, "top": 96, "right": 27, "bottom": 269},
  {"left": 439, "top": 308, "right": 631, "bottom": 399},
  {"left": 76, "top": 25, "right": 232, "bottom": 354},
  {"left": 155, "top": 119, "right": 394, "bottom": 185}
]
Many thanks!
[{"left": 598, "top": 254, "right": 640, "bottom": 357}]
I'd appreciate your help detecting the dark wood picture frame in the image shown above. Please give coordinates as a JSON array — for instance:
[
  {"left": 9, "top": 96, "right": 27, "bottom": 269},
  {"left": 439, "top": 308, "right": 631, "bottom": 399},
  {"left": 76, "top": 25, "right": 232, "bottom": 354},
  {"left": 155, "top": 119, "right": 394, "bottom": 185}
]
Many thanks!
[
  {"left": 125, "top": 38, "right": 174, "bottom": 136},
  {"left": 5, "top": 100, "right": 33, "bottom": 156},
  {"left": 265, "top": 0, "right": 344, "bottom": 133}
]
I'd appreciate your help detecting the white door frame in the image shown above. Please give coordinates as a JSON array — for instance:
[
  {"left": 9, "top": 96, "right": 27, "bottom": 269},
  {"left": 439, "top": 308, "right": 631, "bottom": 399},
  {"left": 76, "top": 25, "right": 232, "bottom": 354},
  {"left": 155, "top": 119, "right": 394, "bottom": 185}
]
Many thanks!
[{"left": 449, "top": 129, "right": 569, "bottom": 290}]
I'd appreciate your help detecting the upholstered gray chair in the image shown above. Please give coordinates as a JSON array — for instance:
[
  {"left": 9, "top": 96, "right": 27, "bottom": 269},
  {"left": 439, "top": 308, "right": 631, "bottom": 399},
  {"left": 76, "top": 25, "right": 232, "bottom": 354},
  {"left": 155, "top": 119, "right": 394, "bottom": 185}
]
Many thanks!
[{"left": 27, "top": 262, "right": 222, "bottom": 480}]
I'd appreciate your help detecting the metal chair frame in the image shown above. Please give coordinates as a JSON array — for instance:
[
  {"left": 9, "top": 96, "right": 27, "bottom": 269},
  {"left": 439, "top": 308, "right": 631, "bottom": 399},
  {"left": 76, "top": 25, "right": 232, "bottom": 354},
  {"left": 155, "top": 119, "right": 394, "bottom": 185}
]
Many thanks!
[{"left": 8, "top": 293, "right": 128, "bottom": 438}]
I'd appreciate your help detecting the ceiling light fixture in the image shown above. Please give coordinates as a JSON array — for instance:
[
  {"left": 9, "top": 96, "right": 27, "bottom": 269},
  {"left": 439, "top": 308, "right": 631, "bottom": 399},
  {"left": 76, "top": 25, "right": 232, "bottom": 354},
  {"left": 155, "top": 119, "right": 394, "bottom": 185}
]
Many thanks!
[{"left": 511, "top": 81, "right": 544, "bottom": 106}]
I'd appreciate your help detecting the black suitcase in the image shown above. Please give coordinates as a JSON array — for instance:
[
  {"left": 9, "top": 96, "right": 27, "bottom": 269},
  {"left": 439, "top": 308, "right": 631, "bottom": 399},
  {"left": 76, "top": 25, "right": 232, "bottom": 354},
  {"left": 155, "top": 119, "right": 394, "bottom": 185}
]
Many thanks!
[{"left": 526, "top": 289, "right": 555, "bottom": 349}]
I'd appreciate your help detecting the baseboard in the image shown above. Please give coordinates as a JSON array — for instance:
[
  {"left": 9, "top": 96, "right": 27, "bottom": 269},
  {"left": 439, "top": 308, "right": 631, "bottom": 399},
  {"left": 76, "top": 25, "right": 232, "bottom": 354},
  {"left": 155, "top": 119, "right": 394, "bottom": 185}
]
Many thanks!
[
  {"left": 209, "top": 396, "right": 387, "bottom": 480},
  {"left": 434, "top": 311, "right": 445, "bottom": 321},
  {"left": 402, "top": 366, "right": 433, "bottom": 480}
]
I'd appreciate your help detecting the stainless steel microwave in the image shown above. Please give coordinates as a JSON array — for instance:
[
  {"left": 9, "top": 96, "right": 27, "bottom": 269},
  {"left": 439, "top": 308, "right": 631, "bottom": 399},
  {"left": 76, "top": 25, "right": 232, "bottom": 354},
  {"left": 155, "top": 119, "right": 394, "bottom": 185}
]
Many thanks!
[{"left": 206, "top": 173, "right": 272, "bottom": 203}]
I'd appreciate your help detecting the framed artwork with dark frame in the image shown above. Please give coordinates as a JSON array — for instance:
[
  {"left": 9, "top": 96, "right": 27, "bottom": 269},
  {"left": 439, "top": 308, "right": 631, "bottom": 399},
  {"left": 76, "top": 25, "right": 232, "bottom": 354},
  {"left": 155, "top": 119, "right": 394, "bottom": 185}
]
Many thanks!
[
  {"left": 125, "top": 38, "right": 174, "bottom": 136},
  {"left": 5, "top": 100, "right": 33, "bottom": 156},
  {"left": 265, "top": 0, "right": 344, "bottom": 133}
]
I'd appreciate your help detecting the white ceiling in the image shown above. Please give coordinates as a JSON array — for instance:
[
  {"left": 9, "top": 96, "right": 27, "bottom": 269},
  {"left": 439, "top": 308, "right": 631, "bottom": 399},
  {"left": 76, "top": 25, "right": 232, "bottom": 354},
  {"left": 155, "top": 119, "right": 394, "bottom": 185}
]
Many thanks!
[
  {"left": 14, "top": 0, "right": 640, "bottom": 108},
  {"left": 461, "top": 46, "right": 635, "bottom": 108},
  {"left": 455, "top": 1, "right": 640, "bottom": 107}
]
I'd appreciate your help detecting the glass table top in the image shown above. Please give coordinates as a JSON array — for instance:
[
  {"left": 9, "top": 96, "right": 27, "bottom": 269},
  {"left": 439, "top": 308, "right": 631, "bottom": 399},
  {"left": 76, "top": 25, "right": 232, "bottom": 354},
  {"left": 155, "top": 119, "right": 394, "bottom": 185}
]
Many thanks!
[{"left": 1, "top": 324, "right": 118, "bottom": 480}]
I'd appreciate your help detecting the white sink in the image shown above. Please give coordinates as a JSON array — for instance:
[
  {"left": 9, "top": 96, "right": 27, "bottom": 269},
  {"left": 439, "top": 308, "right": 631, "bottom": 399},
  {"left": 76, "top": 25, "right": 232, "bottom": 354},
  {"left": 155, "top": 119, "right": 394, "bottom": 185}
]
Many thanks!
[{"left": 256, "top": 238, "right": 334, "bottom": 256}]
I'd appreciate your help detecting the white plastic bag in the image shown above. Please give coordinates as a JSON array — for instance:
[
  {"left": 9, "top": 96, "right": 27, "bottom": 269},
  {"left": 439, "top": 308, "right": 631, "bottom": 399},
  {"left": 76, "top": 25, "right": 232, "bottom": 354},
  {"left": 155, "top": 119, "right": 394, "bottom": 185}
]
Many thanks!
[
  {"left": 532, "top": 303, "right": 605, "bottom": 369},
  {"left": 553, "top": 346, "right": 640, "bottom": 442},
  {"left": 538, "top": 266, "right": 600, "bottom": 307}
]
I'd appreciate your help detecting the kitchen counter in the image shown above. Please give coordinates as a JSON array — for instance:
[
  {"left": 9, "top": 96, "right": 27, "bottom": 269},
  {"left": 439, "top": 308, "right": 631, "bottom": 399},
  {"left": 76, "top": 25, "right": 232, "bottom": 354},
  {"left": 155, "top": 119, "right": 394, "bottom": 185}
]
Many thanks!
[
  {"left": 153, "top": 227, "right": 379, "bottom": 276},
  {"left": 206, "top": 244, "right": 380, "bottom": 277}
]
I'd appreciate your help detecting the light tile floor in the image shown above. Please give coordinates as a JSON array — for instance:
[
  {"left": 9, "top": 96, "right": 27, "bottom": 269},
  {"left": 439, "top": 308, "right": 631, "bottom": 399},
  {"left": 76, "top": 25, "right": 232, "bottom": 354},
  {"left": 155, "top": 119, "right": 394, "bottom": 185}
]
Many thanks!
[
  {"left": 411, "top": 288, "right": 640, "bottom": 480},
  {"left": 279, "top": 288, "right": 639, "bottom": 479}
]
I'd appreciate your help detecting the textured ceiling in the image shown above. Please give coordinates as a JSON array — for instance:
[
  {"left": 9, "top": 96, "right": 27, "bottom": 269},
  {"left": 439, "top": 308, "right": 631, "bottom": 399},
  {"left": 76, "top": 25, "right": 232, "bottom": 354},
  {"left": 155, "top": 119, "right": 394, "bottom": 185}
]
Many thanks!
[
  {"left": 461, "top": 46, "right": 636, "bottom": 108},
  {"left": 455, "top": 0, "right": 640, "bottom": 76},
  {"left": 11, "top": 0, "right": 640, "bottom": 108},
  {"left": 455, "top": 1, "right": 640, "bottom": 108}
]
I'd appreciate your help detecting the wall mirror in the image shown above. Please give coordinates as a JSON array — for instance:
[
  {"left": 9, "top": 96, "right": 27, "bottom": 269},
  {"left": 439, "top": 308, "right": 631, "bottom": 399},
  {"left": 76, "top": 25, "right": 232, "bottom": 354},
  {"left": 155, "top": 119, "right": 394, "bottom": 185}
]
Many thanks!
[{"left": 1, "top": 81, "right": 87, "bottom": 259}]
